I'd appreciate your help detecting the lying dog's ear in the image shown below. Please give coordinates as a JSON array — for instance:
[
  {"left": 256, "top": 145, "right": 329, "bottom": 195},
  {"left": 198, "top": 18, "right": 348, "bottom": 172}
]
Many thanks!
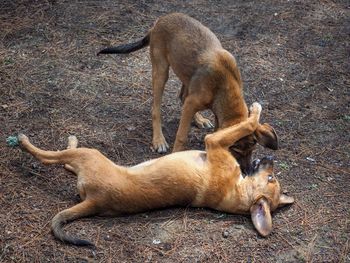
[
  {"left": 278, "top": 194, "right": 294, "bottom": 207},
  {"left": 250, "top": 198, "right": 272, "bottom": 237},
  {"left": 254, "top": 123, "right": 278, "bottom": 150}
]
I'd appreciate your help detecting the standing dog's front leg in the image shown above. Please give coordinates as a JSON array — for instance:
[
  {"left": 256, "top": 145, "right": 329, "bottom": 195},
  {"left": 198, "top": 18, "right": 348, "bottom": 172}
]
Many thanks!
[{"left": 173, "top": 95, "right": 201, "bottom": 152}]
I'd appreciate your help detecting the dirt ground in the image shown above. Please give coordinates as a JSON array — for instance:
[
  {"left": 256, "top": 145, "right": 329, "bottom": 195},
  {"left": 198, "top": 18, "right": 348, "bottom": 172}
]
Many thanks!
[{"left": 0, "top": 0, "right": 349, "bottom": 262}]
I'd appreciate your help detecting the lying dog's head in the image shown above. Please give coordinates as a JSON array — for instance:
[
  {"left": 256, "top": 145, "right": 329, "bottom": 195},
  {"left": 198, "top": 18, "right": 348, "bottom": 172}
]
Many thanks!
[
  {"left": 245, "top": 156, "right": 294, "bottom": 236},
  {"left": 230, "top": 123, "right": 278, "bottom": 175}
]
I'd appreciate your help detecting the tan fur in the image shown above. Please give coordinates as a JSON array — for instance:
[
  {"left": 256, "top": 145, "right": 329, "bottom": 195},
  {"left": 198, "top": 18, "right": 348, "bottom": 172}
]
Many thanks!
[
  {"left": 18, "top": 103, "right": 293, "bottom": 246},
  {"left": 99, "top": 13, "right": 279, "bottom": 174}
]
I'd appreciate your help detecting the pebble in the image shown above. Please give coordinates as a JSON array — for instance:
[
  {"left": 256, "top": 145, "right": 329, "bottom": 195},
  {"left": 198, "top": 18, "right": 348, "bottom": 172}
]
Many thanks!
[
  {"left": 222, "top": 230, "right": 229, "bottom": 238},
  {"left": 152, "top": 239, "right": 161, "bottom": 245}
]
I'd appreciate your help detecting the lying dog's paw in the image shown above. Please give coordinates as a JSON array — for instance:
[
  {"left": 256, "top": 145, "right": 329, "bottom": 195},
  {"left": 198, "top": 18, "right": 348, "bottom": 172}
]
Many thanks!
[
  {"left": 67, "top": 135, "right": 78, "bottom": 149},
  {"left": 17, "top": 133, "right": 28, "bottom": 143},
  {"left": 250, "top": 102, "right": 262, "bottom": 115}
]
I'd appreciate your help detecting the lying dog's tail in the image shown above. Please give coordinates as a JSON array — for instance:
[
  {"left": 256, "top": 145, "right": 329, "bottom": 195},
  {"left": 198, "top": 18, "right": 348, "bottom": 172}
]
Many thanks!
[
  {"left": 52, "top": 201, "right": 96, "bottom": 247},
  {"left": 97, "top": 34, "right": 150, "bottom": 55}
]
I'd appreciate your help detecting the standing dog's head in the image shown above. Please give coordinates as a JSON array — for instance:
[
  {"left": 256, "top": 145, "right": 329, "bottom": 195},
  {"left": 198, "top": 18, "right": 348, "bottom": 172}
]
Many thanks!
[
  {"left": 229, "top": 123, "right": 278, "bottom": 175},
  {"left": 244, "top": 156, "right": 294, "bottom": 236}
]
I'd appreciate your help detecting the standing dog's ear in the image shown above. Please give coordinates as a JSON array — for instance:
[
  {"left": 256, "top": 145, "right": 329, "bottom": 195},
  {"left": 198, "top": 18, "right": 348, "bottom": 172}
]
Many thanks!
[
  {"left": 250, "top": 198, "right": 272, "bottom": 237},
  {"left": 254, "top": 123, "right": 278, "bottom": 150},
  {"left": 278, "top": 194, "right": 295, "bottom": 207}
]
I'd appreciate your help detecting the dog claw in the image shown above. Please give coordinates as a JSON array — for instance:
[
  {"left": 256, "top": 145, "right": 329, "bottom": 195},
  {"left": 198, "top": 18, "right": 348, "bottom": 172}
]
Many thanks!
[
  {"left": 195, "top": 119, "right": 214, "bottom": 129},
  {"left": 157, "top": 147, "right": 166, "bottom": 153},
  {"left": 153, "top": 139, "right": 169, "bottom": 154},
  {"left": 203, "top": 121, "right": 214, "bottom": 129},
  {"left": 207, "top": 121, "right": 215, "bottom": 129}
]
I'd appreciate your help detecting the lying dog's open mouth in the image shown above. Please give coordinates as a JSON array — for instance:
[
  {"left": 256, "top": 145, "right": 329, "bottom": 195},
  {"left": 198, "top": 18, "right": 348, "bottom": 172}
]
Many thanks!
[{"left": 243, "top": 156, "right": 274, "bottom": 177}]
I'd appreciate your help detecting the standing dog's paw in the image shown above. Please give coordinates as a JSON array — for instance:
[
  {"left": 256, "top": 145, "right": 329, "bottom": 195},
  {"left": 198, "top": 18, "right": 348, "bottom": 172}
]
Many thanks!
[
  {"left": 152, "top": 136, "right": 169, "bottom": 153},
  {"left": 194, "top": 113, "right": 214, "bottom": 129},
  {"left": 194, "top": 117, "right": 214, "bottom": 129}
]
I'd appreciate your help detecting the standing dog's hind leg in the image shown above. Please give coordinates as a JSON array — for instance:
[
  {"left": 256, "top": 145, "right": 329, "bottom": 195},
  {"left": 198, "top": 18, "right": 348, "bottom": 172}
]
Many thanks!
[{"left": 179, "top": 84, "right": 213, "bottom": 129}]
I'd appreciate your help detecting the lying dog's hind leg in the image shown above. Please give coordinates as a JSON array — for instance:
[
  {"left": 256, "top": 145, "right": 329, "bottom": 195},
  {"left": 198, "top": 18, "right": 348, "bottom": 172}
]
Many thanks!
[
  {"left": 51, "top": 200, "right": 97, "bottom": 247},
  {"left": 65, "top": 136, "right": 78, "bottom": 172},
  {"left": 18, "top": 134, "right": 73, "bottom": 165}
]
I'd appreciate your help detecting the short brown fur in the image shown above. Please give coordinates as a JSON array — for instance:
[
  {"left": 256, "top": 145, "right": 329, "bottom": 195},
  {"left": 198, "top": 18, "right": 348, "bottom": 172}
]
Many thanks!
[
  {"left": 98, "top": 13, "right": 279, "bottom": 174},
  {"left": 18, "top": 103, "right": 293, "bottom": 246}
]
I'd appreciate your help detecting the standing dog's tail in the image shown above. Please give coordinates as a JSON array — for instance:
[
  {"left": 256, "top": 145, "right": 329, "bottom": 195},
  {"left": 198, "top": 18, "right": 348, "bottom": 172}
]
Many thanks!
[{"left": 97, "top": 34, "right": 150, "bottom": 55}]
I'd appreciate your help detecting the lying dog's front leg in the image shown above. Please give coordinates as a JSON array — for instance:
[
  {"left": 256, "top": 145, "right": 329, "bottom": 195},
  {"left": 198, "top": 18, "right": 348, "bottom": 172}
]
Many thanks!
[
  {"left": 205, "top": 103, "right": 262, "bottom": 151},
  {"left": 202, "top": 103, "right": 262, "bottom": 208}
]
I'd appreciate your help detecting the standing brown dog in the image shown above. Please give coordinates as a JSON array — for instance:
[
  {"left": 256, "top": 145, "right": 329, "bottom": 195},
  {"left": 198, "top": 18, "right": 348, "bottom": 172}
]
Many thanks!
[
  {"left": 18, "top": 103, "right": 293, "bottom": 247},
  {"left": 98, "top": 13, "right": 278, "bottom": 174}
]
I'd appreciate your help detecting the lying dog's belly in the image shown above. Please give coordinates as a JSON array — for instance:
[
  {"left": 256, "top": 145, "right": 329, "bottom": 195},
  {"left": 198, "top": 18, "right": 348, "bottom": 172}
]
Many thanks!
[{"left": 99, "top": 150, "right": 210, "bottom": 215}]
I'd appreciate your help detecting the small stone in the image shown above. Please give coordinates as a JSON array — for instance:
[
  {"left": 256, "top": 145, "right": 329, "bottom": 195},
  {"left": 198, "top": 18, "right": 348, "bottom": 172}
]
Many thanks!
[
  {"left": 306, "top": 157, "right": 316, "bottom": 162},
  {"left": 126, "top": 125, "right": 136, "bottom": 131},
  {"left": 222, "top": 231, "right": 229, "bottom": 238},
  {"left": 152, "top": 239, "right": 161, "bottom": 245}
]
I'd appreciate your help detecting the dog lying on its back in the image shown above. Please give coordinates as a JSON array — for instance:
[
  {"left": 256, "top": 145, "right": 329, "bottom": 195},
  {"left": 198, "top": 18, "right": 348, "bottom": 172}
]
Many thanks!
[
  {"left": 98, "top": 13, "right": 279, "bottom": 175},
  {"left": 18, "top": 103, "right": 293, "bottom": 247}
]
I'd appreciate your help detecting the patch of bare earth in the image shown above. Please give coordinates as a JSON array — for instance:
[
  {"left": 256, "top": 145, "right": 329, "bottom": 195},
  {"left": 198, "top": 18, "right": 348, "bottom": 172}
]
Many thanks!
[{"left": 0, "top": 0, "right": 349, "bottom": 262}]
